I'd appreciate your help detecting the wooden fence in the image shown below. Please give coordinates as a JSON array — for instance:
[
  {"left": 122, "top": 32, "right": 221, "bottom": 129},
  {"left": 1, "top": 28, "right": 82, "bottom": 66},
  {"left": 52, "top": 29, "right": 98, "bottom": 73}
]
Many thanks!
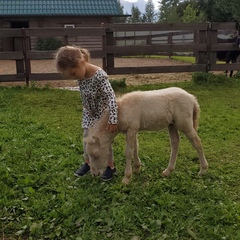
[{"left": 0, "top": 22, "right": 240, "bottom": 85}]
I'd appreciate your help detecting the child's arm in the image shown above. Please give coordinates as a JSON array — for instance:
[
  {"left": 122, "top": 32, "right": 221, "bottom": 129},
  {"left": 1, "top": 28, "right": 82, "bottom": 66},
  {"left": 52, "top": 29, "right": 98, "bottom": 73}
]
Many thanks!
[{"left": 98, "top": 71, "right": 118, "bottom": 126}]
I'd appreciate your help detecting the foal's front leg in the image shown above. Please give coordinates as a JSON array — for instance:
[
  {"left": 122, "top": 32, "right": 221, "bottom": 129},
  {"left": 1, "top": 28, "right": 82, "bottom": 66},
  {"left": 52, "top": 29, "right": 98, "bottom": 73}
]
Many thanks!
[
  {"left": 122, "top": 130, "right": 138, "bottom": 185},
  {"left": 162, "top": 124, "right": 180, "bottom": 177},
  {"left": 184, "top": 130, "right": 208, "bottom": 176}
]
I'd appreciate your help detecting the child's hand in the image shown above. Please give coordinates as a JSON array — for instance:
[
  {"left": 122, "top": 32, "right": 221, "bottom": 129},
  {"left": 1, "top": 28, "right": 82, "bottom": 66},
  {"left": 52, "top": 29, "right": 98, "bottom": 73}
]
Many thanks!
[{"left": 106, "top": 124, "right": 118, "bottom": 133}]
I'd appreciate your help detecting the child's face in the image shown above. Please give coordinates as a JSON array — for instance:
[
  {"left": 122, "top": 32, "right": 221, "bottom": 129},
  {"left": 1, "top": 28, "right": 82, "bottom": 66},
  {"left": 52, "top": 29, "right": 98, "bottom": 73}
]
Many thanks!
[{"left": 62, "top": 61, "right": 86, "bottom": 80}]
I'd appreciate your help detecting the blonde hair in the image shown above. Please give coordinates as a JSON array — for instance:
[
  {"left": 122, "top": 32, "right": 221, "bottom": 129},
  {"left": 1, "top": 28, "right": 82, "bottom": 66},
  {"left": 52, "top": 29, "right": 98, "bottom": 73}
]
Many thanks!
[{"left": 55, "top": 45, "right": 90, "bottom": 72}]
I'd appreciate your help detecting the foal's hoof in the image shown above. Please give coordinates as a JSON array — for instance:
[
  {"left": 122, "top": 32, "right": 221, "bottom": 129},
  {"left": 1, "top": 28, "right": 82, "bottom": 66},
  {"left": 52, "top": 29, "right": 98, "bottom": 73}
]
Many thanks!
[
  {"left": 122, "top": 177, "right": 131, "bottom": 185},
  {"left": 198, "top": 168, "right": 208, "bottom": 176},
  {"left": 162, "top": 169, "right": 171, "bottom": 177},
  {"left": 133, "top": 165, "right": 141, "bottom": 174}
]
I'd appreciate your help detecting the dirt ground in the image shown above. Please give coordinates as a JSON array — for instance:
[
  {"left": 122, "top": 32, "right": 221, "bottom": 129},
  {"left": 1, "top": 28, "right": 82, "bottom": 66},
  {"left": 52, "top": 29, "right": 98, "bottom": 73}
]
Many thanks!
[{"left": 0, "top": 57, "right": 192, "bottom": 88}]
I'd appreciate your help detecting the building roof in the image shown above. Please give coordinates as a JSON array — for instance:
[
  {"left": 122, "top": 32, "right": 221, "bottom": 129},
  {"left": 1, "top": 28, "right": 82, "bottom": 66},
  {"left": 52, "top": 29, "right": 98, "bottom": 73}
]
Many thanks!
[{"left": 0, "top": 0, "right": 121, "bottom": 17}]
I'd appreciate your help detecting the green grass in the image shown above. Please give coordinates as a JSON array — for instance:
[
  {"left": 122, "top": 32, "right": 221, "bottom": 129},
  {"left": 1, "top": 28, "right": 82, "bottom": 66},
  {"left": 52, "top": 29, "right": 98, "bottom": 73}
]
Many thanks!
[
  {"left": 171, "top": 55, "right": 195, "bottom": 63},
  {"left": 121, "top": 55, "right": 196, "bottom": 64},
  {"left": 1, "top": 78, "right": 240, "bottom": 239}
]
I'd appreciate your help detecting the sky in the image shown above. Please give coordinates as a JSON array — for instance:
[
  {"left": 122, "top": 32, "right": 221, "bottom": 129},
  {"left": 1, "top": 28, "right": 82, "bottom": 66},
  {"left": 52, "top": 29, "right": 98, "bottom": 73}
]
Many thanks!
[{"left": 120, "top": 0, "right": 159, "bottom": 14}]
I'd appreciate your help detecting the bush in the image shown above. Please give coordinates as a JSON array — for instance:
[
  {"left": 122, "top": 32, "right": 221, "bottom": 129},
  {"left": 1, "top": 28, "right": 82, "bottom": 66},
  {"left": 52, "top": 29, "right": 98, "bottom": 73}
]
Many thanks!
[
  {"left": 192, "top": 72, "right": 229, "bottom": 85},
  {"left": 36, "top": 37, "right": 63, "bottom": 51}
]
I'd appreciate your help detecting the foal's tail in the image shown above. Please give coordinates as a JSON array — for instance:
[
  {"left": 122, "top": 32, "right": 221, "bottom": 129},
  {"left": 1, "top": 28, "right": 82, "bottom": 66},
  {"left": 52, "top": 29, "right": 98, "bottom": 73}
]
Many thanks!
[{"left": 192, "top": 97, "right": 200, "bottom": 130}]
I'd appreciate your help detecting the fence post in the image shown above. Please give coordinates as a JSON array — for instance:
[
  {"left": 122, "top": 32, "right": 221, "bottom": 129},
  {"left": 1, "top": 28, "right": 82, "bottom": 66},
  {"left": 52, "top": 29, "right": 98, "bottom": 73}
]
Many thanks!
[
  {"left": 146, "top": 34, "right": 152, "bottom": 45},
  {"left": 167, "top": 32, "right": 173, "bottom": 58},
  {"left": 105, "top": 27, "right": 115, "bottom": 74},
  {"left": 207, "top": 23, "right": 217, "bottom": 72},
  {"left": 22, "top": 28, "right": 31, "bottom": 86},
  {"left": 64, "top": 35, "right": 68, "bottom": 45},
  {"left": 193, "top": 31, "right": 198, "bottom": 61},
  {"left": 13, "top": 34, "right": 25, "bottom": 76},
  {"left": 196, "top": 29, "right": 208, "bottom": 72}
]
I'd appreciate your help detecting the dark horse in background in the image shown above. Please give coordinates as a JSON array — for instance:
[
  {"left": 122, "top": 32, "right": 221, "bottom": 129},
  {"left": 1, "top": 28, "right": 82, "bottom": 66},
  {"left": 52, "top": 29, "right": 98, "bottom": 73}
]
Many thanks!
[{"left": 216, "top": 22, "right": 240, "bottom": 77}]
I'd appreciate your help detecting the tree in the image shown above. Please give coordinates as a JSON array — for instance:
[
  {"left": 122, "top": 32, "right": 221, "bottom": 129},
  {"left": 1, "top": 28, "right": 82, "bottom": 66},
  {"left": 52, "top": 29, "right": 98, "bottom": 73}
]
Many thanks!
[
  {"left": 203, "top": 0, "right": 233, "bottom": 22},
  {"left": 195, "top": 0, "right": 239, "bottom": 22},
  {"left": 215, "top": 0, "right": 240, "bottom": 21},
  {"left": 157, "top": 0, "right": 240, "bottom": 23},
  {"left": 114, "top": 0, "right": 126, "bottom": 23},
  {"left": 158, "top": 0, "right": 180, "bottom": 23},
  {"left": 127, "top": 4, "right": 142, "bottom": 23},
  {"left": 117, "top": 0, "right": 124, "bottom": 14},
  {"left": 181, "top": 4, "right": 206, "bottom": 23},
  {"left": 143, "top": 0, "right": 157, "bottom": 23}
]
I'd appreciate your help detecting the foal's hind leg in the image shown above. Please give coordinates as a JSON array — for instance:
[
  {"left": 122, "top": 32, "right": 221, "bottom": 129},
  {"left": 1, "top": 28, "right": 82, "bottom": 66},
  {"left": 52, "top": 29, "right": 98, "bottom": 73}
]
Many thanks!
[
  {"left": 162, "top": 124, "right": 180, "bottom": 177},
  {"left": 183, "top": 130, "right": 208, "bottom": 175},
  {"left": 133, "top": 133, "right": 141, "bottom": 174}
]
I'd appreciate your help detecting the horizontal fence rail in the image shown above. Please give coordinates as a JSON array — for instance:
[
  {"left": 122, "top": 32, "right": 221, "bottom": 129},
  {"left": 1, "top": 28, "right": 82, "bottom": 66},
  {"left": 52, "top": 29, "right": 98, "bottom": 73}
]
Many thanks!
[{"left": 0, "top": 22, "right": 240, "bottom": 85}]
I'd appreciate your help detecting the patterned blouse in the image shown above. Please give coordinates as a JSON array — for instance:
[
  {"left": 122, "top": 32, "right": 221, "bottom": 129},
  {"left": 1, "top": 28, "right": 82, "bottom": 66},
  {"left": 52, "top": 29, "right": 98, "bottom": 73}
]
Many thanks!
[{"left": 78, "top": 69, "right": 118, "bottom": 128}]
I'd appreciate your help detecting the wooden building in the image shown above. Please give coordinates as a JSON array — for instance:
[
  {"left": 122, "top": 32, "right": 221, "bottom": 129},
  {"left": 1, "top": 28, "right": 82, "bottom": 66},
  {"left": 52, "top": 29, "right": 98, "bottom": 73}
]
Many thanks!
[{"left": 0, "top": 0, "right": 123, "bottom": 51}]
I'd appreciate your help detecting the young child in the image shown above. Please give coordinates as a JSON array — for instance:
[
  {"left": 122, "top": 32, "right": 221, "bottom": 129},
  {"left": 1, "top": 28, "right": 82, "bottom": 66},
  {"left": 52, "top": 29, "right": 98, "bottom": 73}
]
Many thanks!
[{"left": 55, "top": 45, "right": 118, "bottom": 181}]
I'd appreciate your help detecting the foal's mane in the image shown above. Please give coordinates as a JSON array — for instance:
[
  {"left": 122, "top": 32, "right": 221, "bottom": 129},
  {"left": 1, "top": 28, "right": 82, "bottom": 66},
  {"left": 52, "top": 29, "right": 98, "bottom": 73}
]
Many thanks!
[{"left": 95, "top": 110, "right": 109, "bottom": 132}]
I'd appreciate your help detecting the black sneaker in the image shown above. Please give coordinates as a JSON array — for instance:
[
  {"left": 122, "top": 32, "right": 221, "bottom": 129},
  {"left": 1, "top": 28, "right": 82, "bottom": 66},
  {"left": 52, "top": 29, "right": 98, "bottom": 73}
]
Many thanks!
[
  {"left": 101, "top": 166, "right": 116, "bottom": 181},
  {"left": 74, "top": 163, "right": 90, "bottom": 177}
]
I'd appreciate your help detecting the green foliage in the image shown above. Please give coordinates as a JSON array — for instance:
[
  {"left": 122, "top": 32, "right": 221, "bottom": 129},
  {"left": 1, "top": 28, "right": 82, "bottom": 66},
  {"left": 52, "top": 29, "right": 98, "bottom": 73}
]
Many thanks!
[
  {"left": 181, "top": 4, "right": 206, "bottom": 23},
  {"left": 36, "top": 37, "right": 63, "bottom": 51},
  {"left": 192, "top": 72, "right": 230, "bottom": 85},
  {"left": 208, "top": 0, "right": 240, "bottom": 22},
  {"left": 158, "top": 0, "right": 240, "bottom": 22},
  {"left": 116, "top": 0, "right": 157, "bottom": 23},
  {"left": 1, "top": 80, "right": 240, "bottom": 239},
  {"left": 143, "top": 0, "right": 157, "bottom": 23},
  {"left": 119, "top": 0, "right": 240, "bottom": 23},
  {"left": 110, "top": 78, "right": 127, "bottom": 91},
  {"left": 113, "top": 0, "right": 127, "bottom": 23},
  {"left": 158, "top": 0, "right": 180, "bottom": 23},
  {"left": 127, "top": 4, "right": 143, "bottom": 23}
]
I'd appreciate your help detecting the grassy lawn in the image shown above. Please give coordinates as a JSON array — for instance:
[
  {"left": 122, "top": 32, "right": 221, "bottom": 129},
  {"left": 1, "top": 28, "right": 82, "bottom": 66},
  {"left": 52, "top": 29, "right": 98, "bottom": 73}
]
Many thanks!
[
  {"left": 122, "top": 55, "right": 196, "bottom": 64},
  {"left": 0, "top": 78, "right": 240, "bottom": 239},
  {"left": 122, "top": 55, "right": 227, "bottom": 64}
]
